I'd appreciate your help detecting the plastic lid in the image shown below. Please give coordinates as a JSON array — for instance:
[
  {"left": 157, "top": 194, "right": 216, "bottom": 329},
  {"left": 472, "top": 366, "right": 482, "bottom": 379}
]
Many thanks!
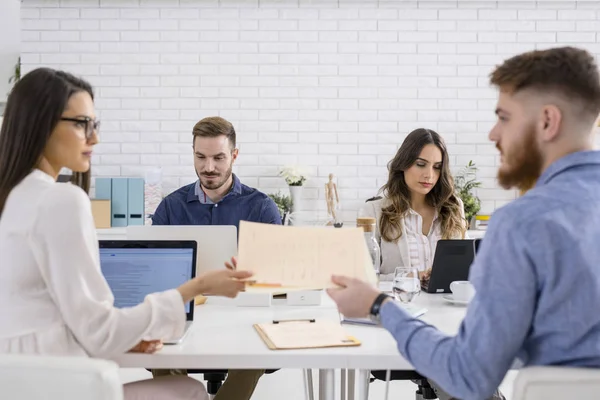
[
  {"left": 356, "top": 217, "right": 376, "bottom": 225},
  {"left": 356, "top": 217, "right": 376, "bottom": 232}
]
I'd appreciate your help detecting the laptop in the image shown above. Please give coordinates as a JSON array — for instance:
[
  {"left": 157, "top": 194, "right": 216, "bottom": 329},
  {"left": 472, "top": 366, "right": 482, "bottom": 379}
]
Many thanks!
[
  {"left": 422, "top": 239, "right": 478, "bottom": 294},
  {"left": 99, "top": 240, "right": 197, "bottom": 344},
  {"left": 126, "top": 225, "right": 237, "bottom": 275}
]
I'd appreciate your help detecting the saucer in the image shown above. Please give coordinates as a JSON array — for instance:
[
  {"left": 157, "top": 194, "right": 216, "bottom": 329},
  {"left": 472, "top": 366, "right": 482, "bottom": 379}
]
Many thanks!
[{"left": 442, "top": 294, "right": 470, "bottom": 306}]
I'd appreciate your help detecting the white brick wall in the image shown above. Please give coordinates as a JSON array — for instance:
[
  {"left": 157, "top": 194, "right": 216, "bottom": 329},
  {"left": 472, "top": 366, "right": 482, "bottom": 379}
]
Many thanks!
[
  {"left": 19, "top": 0, "right": 600, "bottom": 222},
  {"left": 0, "top": 0, "right": 21, "bottom": 99}
]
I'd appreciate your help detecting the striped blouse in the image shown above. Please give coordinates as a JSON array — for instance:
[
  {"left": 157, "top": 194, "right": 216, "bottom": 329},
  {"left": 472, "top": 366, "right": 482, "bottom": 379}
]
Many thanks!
[{"left": 405, "top": 208, "right": 442, "bottom": 272}]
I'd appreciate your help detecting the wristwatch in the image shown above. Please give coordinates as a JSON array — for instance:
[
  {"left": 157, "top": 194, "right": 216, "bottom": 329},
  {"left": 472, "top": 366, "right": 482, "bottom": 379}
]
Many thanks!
[{"left": 368, "top": 293, "right": 391, "bottom": 324}]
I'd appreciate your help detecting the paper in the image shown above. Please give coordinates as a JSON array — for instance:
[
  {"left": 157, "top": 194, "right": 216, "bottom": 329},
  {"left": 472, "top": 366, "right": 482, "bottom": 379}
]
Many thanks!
[
  {"left": 254, "top": 320, "right": 360, "bottom": 350},
  {"left": 341, "top": 303, "right": 428, "bottom": 326},
  {"left": 237, "top": 221, "right": 377, "bottom": 290}
]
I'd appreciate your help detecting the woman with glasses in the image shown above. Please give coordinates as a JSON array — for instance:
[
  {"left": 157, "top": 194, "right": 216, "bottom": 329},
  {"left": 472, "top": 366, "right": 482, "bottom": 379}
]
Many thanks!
[{"left": 0, "top": 68, "right": 252, "bottom": 399}]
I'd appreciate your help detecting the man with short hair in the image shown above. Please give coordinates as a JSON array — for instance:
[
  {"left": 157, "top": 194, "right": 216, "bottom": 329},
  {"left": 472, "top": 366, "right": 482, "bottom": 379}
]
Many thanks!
[
  {"left": 152, "top": 116, "right": 281, "bottom": 227},
  {"left": 327, "top": 46, "right": 600, "bottom": 400},
  {"left": 152, "top": 116, "right": 281, "bottom": 400}
]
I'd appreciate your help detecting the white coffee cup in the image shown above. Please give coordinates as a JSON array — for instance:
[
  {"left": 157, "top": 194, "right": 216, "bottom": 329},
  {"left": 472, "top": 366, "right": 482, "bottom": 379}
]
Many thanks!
[{"left": 450, "top": 281, "right": 475, "bottom": 302}]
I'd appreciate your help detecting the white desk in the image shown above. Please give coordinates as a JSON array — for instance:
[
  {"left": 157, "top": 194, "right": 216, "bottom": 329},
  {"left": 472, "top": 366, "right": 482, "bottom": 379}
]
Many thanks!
[
  {"left": 100, "top": 226, "right": 472, "bottom": 399},
  {"left": 112, "top": 293, "right": 467, "bottom": 399}
]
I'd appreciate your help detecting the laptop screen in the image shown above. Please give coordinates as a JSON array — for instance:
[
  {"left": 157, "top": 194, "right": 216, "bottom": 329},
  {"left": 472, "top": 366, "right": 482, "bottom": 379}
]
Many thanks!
[{"left": 99, "top": 247, "right": 194, "bottom": 313}]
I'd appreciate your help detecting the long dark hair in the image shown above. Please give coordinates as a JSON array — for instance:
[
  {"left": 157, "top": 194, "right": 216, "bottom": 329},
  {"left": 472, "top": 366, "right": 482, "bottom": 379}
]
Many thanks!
[
  {"left": 70, "top": 170, "right": 91, "bottom": 193},
  {"left": 0, "top": 68, "right": 94, "bottom": 217},
  {"left": 379, "top": 128, "right": 465, "bottom": 242}
]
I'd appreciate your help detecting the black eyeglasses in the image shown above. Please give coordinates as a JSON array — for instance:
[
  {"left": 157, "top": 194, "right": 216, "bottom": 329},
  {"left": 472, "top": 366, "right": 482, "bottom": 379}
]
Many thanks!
[{"left": 60, "top": 117, "right": 100, "bottom": 140}]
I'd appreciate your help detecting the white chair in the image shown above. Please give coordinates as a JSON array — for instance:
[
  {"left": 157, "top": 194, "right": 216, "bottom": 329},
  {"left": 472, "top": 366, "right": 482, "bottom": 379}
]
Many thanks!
[
  {"left": 512, "top": 366, "right": 600, "bottom": 400},
  {"left": 0, "top": 354, "right": 123, "bottom": 400}
]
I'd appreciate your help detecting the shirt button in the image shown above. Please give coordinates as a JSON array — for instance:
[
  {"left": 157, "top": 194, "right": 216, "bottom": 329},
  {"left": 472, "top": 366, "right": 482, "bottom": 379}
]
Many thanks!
[{"left": 215, "top": 204, "right": 218, "bottom": 208}]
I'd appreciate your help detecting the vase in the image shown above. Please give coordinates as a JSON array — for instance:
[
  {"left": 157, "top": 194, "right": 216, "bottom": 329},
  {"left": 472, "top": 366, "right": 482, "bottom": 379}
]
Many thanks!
[
  {"left": 144, "top": 167, "right": 163, "bottom": 225},
  {"left": 289, "top": 185, "right": 303, "bottom": 214}
]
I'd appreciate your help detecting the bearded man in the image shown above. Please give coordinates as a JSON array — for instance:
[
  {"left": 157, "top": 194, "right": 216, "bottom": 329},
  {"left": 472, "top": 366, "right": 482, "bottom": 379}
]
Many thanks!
[
  {"left": 152, "top": 116, "right": 280, "bottom": 228},
  {"left": 327, "top": 46, "right": 600, "bottom": 400}
]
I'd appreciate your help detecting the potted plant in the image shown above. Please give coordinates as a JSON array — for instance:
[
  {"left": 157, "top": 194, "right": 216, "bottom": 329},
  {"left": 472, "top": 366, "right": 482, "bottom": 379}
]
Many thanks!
[
  {"left": 454, "top": 160, "right": 482, "bottom": 229},
  {"left": 268, "top": 191, "right": 293, "bottom": 225},
  {"left": 8, "top": 56, "right": 20, "bottom": 86},
  {"left": 279, "top": 165, "right": 307, "bottom": 213},
  {"left": 5, "top": 56, "right": 20, "bottom": 100}
]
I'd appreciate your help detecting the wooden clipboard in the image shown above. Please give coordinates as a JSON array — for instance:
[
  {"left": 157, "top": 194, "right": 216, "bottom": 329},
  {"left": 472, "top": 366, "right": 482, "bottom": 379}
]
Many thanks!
[{"left": 254, "top": 320, "right": 361, "bottom": 350}]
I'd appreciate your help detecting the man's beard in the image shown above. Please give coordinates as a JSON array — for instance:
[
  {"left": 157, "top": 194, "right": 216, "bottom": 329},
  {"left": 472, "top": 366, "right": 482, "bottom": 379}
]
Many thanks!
[
  {"left": 497, "top": 124, "right": 544, "bottom": 192},
  {"left": 198, "top": 165, "right": 233, "bottom": 191}
]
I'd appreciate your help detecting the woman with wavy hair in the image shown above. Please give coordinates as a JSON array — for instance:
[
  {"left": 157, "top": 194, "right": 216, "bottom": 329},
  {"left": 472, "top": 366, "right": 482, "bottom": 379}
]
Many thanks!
[{"left": 360, "top": 128, "right": 466, "bottom": 282}]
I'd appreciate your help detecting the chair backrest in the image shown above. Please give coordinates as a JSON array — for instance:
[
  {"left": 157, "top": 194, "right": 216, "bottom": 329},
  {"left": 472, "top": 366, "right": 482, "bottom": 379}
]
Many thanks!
[
  {"left": 513, "top": 366, "right": 600, "bottom": 400},
  {"left": 0, "top": 354, "right": 123, "bottom": 400},
  {"left": 365, "top": 196, "right": 382, "bottom": 203}
]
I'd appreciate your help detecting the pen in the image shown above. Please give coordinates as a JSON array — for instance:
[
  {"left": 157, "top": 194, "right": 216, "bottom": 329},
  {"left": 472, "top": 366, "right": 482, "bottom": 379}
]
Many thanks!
[{"left": 272, "top": 319, "right": 316, "bottom": 324}]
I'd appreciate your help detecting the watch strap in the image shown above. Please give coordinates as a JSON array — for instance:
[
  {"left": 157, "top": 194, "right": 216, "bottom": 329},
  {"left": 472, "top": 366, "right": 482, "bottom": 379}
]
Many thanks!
[{"left": 369, "top": 293, "right": 391, "bottom": 317}]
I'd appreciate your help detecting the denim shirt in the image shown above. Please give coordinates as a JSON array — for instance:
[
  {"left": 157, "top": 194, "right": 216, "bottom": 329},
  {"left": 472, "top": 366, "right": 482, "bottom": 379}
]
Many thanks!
[{"left": 152, "top": 174, "right": 281, "bottom": 229}]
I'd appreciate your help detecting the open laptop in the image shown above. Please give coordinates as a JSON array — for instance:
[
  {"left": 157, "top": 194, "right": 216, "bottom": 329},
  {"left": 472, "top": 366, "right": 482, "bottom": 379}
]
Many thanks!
[
  {"left": 126, "top": 225, "right": 237, "bottom": 275},
  {"left": 422, "top": 239, "right": 478, "bottom": 294},
  {"left": 99, "top": 240, "right": 197, "bottom": 344}
]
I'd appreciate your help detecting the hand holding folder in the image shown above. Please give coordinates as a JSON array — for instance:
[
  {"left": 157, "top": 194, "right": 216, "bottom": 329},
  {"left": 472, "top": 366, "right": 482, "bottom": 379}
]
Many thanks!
[{"left": 254, "top": 319, "right": 360, "bottom": 350}]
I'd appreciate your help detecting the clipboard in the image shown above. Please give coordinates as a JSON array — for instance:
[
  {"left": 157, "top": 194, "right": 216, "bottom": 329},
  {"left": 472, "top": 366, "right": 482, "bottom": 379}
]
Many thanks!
[{"left": 254, "top": 319, "right": 361, "bottom": 350}]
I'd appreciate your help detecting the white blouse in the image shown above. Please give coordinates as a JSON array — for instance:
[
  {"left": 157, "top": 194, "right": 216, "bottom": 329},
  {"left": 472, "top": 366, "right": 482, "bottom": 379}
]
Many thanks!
[
  {"left": 0, "top": 170, "right": 185, "bottom": 358},
  {"left": 360, "top": 197, "right": 465, "bottom": 281}
]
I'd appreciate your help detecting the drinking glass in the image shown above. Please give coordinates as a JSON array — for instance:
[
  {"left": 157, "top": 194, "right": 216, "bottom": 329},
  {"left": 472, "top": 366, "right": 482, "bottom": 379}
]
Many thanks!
[{"left": 393, "top": 266, "right": 421, "bottom": 303}]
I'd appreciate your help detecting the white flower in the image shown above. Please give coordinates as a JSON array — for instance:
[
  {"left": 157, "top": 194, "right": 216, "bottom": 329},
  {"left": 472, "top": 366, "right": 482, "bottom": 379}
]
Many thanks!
[{"left": 279, "top": 165, "right": 308, "bottom": 186}]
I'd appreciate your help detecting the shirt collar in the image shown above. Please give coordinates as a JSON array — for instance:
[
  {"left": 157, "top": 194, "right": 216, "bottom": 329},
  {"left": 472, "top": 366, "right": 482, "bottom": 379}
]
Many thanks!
[
  {"left": 31, "top": 168, "right": 57, "bottom": 184},
  {"left": 194, "top": 180, "right": 214, "bottom": 204},
  {"left": 408, "top": 207, "right": 439, "bottom": 222},
  {"left": 536, "top": 150, "right": 600, "bottom": 187},
  {"left": 187, "top": 174, "right": 243, "bottom": 204}
]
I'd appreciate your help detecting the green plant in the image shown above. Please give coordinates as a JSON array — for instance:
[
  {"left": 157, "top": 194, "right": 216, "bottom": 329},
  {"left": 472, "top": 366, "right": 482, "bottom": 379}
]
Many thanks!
[
  {"left": 8, "top": 57, "right": 20, "bottom": 85},
  {"left": 454, "top": 160, "right": 482, "bottom": 227},
  {"left": 268, "top": 191, "right": 293, "bottom": 219}
]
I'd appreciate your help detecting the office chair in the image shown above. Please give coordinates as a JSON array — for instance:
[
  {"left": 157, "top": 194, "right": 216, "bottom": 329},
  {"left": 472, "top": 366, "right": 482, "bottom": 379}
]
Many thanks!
[
  {"left": 370, "top": 370, "right": 437, "bottom": 399},
  {"left": 365, "top": 196, "right": 382, "bottom": 203}
]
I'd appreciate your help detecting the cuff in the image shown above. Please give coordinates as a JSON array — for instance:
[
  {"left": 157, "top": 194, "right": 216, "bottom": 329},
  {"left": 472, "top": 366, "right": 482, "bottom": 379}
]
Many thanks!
[
  {"left": 144, "top": 289, "right": 187, "bottom": 341},
  {"left": 380, "top": 300, "right": 413, "bottom": 331}
]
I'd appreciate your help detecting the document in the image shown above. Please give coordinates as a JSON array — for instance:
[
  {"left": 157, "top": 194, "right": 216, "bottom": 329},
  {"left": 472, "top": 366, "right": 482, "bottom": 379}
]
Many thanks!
[
  {"left": 254, "top": 320, "right": 360, "bottom": 350},
  {"left": 341, "top": 303, "right": 428, "bottom": 326},
  {"left": 237, "top": 221, "right": 377, "bottom": 290}
]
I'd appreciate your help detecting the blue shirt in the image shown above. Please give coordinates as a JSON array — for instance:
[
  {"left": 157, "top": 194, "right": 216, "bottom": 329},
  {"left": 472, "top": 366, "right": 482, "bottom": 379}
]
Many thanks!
[
  {"left": 381, "top": 150, "right": 600, "bottom": 400},
  {"left": 151, "top": 174, "right": 282, "bottom": 228}
]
